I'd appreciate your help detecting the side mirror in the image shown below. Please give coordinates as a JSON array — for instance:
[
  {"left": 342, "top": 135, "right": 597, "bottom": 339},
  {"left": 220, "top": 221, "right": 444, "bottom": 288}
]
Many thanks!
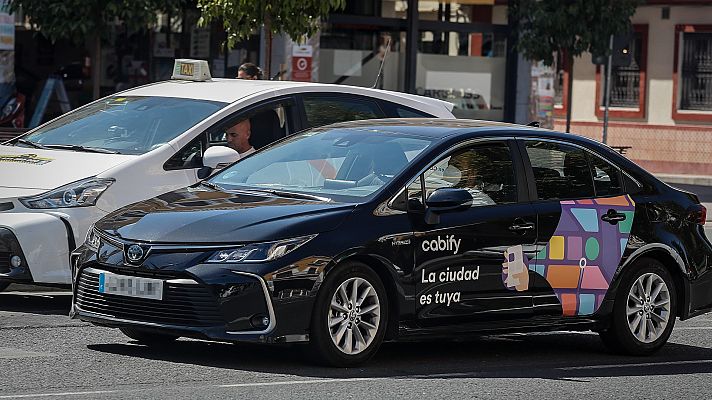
[
  {"left": 203, "top": 145, "right": 240, "bottom": 170},
  {"left": 424, "top": 188, "right": 472, "bottom": 224}
]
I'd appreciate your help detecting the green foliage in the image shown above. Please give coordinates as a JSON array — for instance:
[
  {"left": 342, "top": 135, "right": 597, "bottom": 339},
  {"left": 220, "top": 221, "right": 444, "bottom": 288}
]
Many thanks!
[
  {"left": 197, "top": 0, "right": 346, "bottom": 47},
  {"left": 8, "top": 0, "right": 186, "bottom": 44},
  {"left": 511, "top": 0, "right": 641, "bottom": 65}
]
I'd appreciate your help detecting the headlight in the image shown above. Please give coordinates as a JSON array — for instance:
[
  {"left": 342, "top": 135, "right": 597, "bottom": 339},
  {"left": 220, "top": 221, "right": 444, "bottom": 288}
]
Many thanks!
[
  {"left": 84, "top": 226, "right": 101, "bottom": 251},
  {"left": 206, "top": 235, "right": 316, "bottom": 264},
  {"left": 19, "top": 177, "right": 115, "bottom": 209}
]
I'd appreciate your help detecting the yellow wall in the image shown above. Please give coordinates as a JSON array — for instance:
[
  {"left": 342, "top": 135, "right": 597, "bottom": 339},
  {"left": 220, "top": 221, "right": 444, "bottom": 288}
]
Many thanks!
[{"left": 569, "top": 5, "right": 712, "bottom": 125}]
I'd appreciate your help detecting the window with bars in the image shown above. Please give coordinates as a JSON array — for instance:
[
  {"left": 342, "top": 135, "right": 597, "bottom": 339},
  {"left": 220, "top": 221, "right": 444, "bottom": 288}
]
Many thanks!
[
  {"left": 680, "top": 32, "right": 712, "bottom": 111},
  {"left": 601, "top": 33, "right": 643, "bottom": 108}
]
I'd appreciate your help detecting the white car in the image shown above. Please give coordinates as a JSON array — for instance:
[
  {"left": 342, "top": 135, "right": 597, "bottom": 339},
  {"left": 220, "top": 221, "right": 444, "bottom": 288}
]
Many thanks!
[{"left": 0, "top": 60, "right": 454, "bottom": 290}]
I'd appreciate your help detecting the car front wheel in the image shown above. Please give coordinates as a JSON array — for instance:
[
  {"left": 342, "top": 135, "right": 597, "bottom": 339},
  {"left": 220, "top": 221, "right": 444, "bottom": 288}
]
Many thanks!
[
  {"left": 308, "top": 261, "right": 388, "bottom": 367},
  {"left": 599, "top": 258, "right": 676, "bottom": 355}
]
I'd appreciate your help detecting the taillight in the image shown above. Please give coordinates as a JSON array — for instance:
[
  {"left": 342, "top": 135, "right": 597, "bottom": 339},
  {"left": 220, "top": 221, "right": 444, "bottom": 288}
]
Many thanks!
[{"left": 687, "top": 204, "right": 707, "bottom": 225}]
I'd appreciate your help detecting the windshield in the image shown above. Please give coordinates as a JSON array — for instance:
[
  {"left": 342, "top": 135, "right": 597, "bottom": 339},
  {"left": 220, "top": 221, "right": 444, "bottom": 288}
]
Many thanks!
[
  {"left": 211, "top": 128, "right": 433, "bottom": 200},
  {"left": 20, "top": 96, "right": 226, "bottom": 155}
]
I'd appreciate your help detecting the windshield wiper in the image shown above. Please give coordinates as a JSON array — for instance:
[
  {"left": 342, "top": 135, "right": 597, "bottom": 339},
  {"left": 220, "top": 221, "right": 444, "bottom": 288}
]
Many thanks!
[
  {"left": 250, "top": 188, "right": 331, "bottom": 202},
  {"left": 200, "top": 181, "right": 223, "bottom": 191},
  {"left": 41, "top": 144, "right": 119, "bottom": 154},
  {"left": 15, "top": 139, "right": 49, "bottom": 149}
]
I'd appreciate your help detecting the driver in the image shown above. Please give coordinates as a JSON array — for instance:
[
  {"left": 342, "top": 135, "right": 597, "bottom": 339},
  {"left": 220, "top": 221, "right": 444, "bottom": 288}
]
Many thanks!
[{"left": 226, "top": 119, "right": 256, "bottom": 157}]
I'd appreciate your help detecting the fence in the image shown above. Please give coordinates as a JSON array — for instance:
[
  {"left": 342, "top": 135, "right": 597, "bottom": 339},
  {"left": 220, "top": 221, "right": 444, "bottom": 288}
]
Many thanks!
[{"left": 553, "top": 120, "right": 712, "bottom": 176}]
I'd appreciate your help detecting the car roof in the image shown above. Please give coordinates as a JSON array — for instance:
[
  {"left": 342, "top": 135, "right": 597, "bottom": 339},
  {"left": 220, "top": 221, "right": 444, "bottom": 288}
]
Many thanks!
[
  {"left": 323, "top": 118, "right": 615, "bottom": 149},
  {"left": 117, "top": 78, "right": 454, "bottom": 111},
  {"left": 320, "top": 118, "right": 546, "bottom": 138}
]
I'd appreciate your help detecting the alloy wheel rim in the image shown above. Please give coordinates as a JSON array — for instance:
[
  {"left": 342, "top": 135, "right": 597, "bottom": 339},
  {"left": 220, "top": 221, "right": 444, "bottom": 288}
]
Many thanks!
[
  {"left": 626, "top": 272, "right": 670, "bottom": 343},
  {"left": 328, "top": 277, "right": 381, "bottom": 355}
]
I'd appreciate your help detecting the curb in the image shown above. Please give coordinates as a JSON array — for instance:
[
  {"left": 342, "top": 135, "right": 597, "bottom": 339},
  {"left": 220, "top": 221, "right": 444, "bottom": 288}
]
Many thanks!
[{"left": 657, "top": 174, "right": 712, "bottom": 186}]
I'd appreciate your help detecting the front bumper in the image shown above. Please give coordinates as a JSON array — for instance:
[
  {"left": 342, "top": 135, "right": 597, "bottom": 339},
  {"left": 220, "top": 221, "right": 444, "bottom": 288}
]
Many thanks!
[
  {"left": 71, "top": 265, "right": 296, "bottom": 343},
  {"left": 0, "top": 227, "right": 32, "bottom": 282},
  {"left": 0, "top": 212, "right": 76, "bottom": 284}
]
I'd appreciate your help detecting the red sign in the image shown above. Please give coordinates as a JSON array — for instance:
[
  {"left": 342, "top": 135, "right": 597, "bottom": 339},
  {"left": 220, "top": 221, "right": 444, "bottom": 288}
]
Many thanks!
[
  {"left": 291, "top": 56, "right": 312, "bottom": 81},
  {"left": 291, "top": 45, "right": 313, "bottom": 82}
]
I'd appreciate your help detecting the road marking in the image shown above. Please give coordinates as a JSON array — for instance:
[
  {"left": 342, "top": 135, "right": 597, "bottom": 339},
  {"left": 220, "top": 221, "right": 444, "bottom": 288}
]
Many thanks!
[
  {"left": 0, "top": 347, "right": 54, "bottom": 359},
  {"left": 219, "top": 377, "right": 376, "bottom": 388},
  {"left": 0, "top": 391, "right": 115, "bottom": 399},
  {"left": 675, "top": 326, "right": 712, "bottom": 330},
  {"left": 561, "top": 359, "right": 712, "bottom": 370}
]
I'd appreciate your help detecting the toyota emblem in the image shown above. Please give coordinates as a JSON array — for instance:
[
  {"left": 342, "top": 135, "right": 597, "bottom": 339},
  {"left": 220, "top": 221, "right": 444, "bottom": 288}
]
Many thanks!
[{"left": 126, "top": 244, "right": 145, "bottom": 263}]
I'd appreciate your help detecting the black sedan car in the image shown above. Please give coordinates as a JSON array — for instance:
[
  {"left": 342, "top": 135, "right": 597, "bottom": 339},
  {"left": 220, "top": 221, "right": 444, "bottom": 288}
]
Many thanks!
[{"left": 71, "top": 119, "right": 712, "bottom": 366}]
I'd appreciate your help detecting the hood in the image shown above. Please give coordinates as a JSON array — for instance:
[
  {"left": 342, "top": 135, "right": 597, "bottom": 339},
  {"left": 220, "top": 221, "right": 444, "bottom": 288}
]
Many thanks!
[
  {"left": 96, "top": 186, "right": 357, "bottom": 243},
  {"left": 0, "top": 145, "right": 135, "bottom": 190}
]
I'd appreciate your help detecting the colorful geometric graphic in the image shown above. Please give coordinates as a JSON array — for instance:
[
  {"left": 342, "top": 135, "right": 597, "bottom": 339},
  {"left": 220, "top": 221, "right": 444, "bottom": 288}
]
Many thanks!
[
  {"left": 535, "top": 195, "right": 635, "bottom": 316},
  {"left": 502, "top": 195, "right": 636, "bottom": 316}
]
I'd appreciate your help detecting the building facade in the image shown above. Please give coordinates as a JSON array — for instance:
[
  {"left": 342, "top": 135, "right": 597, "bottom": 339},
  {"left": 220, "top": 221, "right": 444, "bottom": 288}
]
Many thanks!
[{"left": 554, "top": 0, "right": 712, "bottom": 177}]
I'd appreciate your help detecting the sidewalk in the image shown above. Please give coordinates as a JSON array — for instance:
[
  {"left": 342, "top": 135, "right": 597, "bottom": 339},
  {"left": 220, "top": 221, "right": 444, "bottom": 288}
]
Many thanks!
[
  {"left": 656, "top": 174, "right": 712, "bottom": 223},
  {"left": 656, "top": 173, "right": 712, "bottom": 187}
]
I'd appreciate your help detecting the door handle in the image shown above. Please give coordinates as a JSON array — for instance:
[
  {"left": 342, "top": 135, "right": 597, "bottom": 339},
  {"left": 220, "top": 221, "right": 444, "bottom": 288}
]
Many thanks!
[
  {"left": 601, "top": 209, "right": 627, "bottom": 225},
  {"left": 508, "top": 222, "right": 535, "bottom": 233}
]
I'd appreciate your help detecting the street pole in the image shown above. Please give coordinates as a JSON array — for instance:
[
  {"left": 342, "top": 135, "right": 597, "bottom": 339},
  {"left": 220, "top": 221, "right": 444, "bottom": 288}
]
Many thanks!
[{"left": 602, "top": 34, "right": 613, "bottom": 145}]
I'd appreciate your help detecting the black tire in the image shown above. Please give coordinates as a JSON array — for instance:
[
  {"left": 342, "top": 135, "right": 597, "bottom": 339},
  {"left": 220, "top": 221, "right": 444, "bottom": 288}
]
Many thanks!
[
  {"left": 119, "top": 327, "right": 179, "bottom": 345},
  {"left": 599, "top": 257, "right": 677, "bottom": 355},
  {"left": 0, "top": 281, "right": 10, "bottom": 292},
  {"left": 307, "top": 261, "right": 389, "bottom": 367}
]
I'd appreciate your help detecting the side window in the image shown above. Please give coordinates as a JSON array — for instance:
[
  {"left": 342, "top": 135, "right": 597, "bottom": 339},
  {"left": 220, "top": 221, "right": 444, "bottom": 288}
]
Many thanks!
[
  {"left": 383, "top": 102, "right": 435, "bottom": 118},
  {"left": 622, "top": 171, "right": 643, "bottom": 194},
  {"left": 302, "top": 95, "right": 384, "bottom": 128},
  {"left": 164, "top": 135, "right": 204, "bottom": 170},
  {"left": 408, "top": 142, "right": 517, "bottom": 207},
  {"left": 164, "top": 101, "right": 294, "bottom": 171},
  {"left": 588, "top": 153, "right": 623, "bottom": 197},
  {"left": 525, "top": 141, "right": 594, "bottom": 200}
]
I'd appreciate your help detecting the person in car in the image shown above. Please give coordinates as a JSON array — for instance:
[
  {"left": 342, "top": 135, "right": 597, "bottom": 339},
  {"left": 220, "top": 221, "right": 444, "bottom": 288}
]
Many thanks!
[
  {"left": 237, "top": 63, "right": 263, "bottom": 80},
  {"left": 226, "top": 118, "right": 256, "bottom": 157}
]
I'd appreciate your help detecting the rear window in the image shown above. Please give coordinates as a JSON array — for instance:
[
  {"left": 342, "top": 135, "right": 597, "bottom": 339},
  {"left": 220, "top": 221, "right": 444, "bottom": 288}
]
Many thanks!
[{"left": 303, "top": 96, "right": 384, "bottom": 128}]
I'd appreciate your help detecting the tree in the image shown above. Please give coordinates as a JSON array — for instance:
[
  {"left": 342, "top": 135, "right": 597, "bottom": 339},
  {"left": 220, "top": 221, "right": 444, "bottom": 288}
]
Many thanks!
[
  {"left": 197, "top": 0, "right": 345, "bottom": 79},
  {"left": 510, "top": 0, "right": 640, "bottom": 132},
  {"left": 9, "top": 0, "right": 185, "bottom": 99}
]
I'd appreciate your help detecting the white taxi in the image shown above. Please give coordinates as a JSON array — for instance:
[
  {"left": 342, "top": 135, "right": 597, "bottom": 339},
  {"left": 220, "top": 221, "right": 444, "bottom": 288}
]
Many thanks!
[{"left": 0, "top": 59, "right": 454, "bottom": 290}]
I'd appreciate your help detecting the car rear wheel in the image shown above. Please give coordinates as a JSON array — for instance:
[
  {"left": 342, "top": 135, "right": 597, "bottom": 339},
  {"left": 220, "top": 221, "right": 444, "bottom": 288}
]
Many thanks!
[
  {"left": 599, "top": 258, "right": 676, "bottom": 355},
  {"left": 308, "top": 261, "right": 388, "bottom": 367},
  {"left": 119, "top": 327, "right": 179, "bottom": 345}
]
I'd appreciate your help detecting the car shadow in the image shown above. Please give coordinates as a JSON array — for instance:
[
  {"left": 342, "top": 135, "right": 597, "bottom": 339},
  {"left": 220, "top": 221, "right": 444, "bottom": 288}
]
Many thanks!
[
  {"left": 86, "top": 331, "right": 712, "bottom": 380},
  {"left": 0, "top": 291, "right": 72, "bottom": 316}
]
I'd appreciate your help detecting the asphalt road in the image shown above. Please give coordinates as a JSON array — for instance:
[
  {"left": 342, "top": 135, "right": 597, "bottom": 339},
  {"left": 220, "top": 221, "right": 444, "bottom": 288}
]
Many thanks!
[
  {"left": 2, "top": 183, "right": 712, "bottom": 399},
  {"left": 2, "top": 290, "right": 712, "bottom": 399}
]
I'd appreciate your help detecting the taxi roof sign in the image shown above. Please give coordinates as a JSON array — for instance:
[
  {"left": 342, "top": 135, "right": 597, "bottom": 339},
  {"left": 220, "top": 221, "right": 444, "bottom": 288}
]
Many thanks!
[{"left": 171, "top": 59, "right": 212, "bottom": 82}]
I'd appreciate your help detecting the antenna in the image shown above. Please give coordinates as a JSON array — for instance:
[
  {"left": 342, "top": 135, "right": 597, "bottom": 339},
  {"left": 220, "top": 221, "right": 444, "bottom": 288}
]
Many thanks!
[{"left": 372, "top": 38, "right": 392, "bottom": 89}]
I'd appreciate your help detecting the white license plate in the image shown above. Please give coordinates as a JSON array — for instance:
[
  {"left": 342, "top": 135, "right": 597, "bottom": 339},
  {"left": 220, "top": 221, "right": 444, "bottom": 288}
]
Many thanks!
[{"left": 98, "top": 272, "right": 164, "bottom": 300}]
